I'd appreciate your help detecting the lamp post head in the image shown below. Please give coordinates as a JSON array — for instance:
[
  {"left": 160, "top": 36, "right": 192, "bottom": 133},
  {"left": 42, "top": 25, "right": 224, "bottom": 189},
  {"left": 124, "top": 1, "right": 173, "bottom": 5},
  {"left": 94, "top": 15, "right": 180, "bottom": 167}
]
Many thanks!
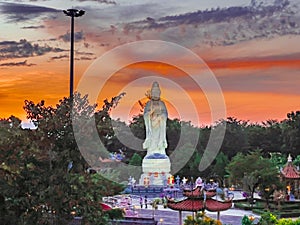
[{"left": 63, "top": 9, "right": 85, "bottom": 17}]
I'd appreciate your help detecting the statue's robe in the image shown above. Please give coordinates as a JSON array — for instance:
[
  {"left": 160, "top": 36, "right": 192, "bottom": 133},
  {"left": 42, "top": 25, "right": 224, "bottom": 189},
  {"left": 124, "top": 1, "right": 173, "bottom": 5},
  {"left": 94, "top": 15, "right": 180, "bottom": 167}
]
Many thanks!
[{"left": 143, "top": 99, "right": 168, "bottom": 157}]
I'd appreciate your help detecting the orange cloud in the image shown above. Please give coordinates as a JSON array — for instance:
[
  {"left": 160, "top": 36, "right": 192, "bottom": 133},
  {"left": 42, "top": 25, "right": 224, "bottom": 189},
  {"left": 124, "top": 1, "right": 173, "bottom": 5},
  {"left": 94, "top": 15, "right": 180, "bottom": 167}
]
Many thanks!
[{"left": 207, "top": 58, "right": 300, "bottom": 70}]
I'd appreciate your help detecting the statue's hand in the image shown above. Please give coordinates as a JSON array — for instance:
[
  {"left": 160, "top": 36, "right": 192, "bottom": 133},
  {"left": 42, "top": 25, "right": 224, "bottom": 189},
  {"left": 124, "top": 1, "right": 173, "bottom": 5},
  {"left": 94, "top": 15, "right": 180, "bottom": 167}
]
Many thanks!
[
  {"left": 163, "top": 140, "right": 168, "bottom": 148},
  {"left": 143, "top": 139, "right": 150, "bottom": 149}
]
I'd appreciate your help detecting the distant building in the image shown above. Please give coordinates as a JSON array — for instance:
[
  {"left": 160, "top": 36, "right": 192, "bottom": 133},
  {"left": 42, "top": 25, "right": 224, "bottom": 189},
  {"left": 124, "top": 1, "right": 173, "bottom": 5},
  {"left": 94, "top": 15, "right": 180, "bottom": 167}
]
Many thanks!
[{"left": 280, "top": 154, "right": 300, "bottom": 199}]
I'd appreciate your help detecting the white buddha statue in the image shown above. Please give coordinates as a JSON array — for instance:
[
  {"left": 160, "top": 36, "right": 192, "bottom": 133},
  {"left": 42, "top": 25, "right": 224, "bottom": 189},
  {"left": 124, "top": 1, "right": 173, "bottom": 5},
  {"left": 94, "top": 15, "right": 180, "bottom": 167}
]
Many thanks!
[
  {"left": 139, "top": 81, "right": 171, "bottom": 186},
  {"left": 143, "top": 81, "right": 168, "bottom": 158}
]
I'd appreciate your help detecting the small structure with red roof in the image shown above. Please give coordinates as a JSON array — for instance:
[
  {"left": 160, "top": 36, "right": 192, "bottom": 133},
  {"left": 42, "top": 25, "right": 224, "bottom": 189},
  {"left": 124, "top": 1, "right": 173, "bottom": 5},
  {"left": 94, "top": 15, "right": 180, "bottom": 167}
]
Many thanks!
[
  {"left": 167, "top": 185, "right": 233, "bottom": 225},
  {"left": 100, "top": 202, "right": 113, "bottom": 211},
  {"left": 280, "top": 154, "right": 300, "bottom": 199}
]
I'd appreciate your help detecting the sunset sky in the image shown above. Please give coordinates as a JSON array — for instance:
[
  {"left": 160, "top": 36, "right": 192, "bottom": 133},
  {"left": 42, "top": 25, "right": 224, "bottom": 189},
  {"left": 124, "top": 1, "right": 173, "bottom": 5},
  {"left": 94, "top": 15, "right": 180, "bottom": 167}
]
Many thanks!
[{"left": 1, "top": 0, "right": 300, "bottom": 126}]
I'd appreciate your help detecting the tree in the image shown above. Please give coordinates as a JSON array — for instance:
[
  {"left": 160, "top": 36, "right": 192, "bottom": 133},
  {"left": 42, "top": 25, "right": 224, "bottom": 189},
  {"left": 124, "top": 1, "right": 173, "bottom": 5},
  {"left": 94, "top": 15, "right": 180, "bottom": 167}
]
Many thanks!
[
  {"left": 226, "top": 150, "right": 281, "bottom": 207},
  {"left": 95, "top": 92, "right": 126, "bottom": 150},
  {"left": 166, "top": 118, "right": 181, "bottom": 155},
  {"left": 281, "top": 111, "right": 300, "bottom": 156},
  {"left": 269, "top": 152, "right": 287, "bottom": 170},
  {"left": 217, "top": 117, "right": 249, "bottom": 159},
  {"left": 1, "top": 93, "right": 124, "bottom": 224},
  {"left": 261, "top": 120, "right": 282, "bottom": 154},
  {"left": 176, "top": 148, "right": 202, "bottom": 178},
  {"left": 246, "top": 123, "right": 266, "bottom": 151},
  {"left": 293, "top": 155, "right": 300, "bottom": 168},
  {"left": 212, "top": 152, "right": 229, "bottom": 178},
  {"left": 0, "top": 116, "right": 44, "bottom": 224},
  {"left": 128, "top": 153, "right": 142, "bottom": 166}
]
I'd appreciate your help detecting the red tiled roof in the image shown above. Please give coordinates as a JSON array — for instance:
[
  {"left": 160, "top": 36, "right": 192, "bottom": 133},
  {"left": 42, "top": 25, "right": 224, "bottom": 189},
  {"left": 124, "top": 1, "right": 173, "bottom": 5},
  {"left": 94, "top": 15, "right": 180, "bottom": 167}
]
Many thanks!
[
  {"left": 205, "top": 199, "right": 232, "bottom": 212},
  {"left": 281, "top": 162, "right": 300, "bottom": 179},
  {"left": 183, "top": 186, "right": 216, "bottom": 198},
  {"left": 100, "top": 202, "right": 113, "bottom": 211},
  {"left": 167, "top": 198, "right": 232, "bottom": 212},
  {"left": 167, "top": 199, "right": 204, "bottom": 211}
]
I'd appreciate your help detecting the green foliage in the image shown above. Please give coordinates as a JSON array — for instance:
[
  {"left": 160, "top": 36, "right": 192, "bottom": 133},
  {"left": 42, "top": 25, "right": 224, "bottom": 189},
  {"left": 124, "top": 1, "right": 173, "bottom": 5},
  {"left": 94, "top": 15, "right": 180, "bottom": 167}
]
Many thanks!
[
  {"left": 257, "top": 211, "right": 300, "bottom": 225},
  {"left": 217, "top": 117, "right": 249, "bottom": 159},
  {"left": 293, "top": 155, "right": 300, "bottom": 167},
  {"left": 184, "top": 212, "right": 222, "bottom": 225},
  {"left": 269, "top": 153, "right": 287, "bottom": 169},
  {"left": 212, "top": 152, "right": 229, "bottom": 177},
  {"left": 226, "top": 150, "right": 281, "bottom": 204},
  {"left": 278, "top": 218, "right": 300, "bottom": 225},
  {"left": 241, "top": 215, "right": 255, "bottom": 225},
  {"left": 259, "top": 212, "right": 278, "bottom": 225},
  {"left": 129, "top": 114, "right": 146, "bottom": 141},
  {"left": 175, "top": 145, "right": 201, "bottom": 178},
  {"left": 128, "top": 153, "right": 142, "bottom": 166},
  {"left": 105, "top": 208, "right": 124, "bottom": 220},
  {"left": 276, "top": 218, "right": 295, "bottom": 225},
  {"left": 151, "top": 198, "right": 161, "bottom": 209},
  {"left": 281, "top": 111, "right": 300, "bottom": 157},
  {"left": 166, "top": 118, "right": 181, "bottom": 153},
  {"left": 0, "top": 93, "right": 124, "bottom": 224},
  {"left": 262, "top": 120, "right": 283, "bottom": 153}
]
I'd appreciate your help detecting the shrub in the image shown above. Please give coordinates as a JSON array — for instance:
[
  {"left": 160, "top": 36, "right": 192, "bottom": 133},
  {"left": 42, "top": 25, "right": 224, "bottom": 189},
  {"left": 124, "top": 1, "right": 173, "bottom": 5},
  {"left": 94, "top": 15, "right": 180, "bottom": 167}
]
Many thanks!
[
  {"left": 276, "top": 218, "right": 300, "bottom": 225},
  {"left": 242, "top": 215, "right": 255, "bottom": 225},
  {"left": 259, "top": 212, "right": 278, "bottom": 225},
  {"left": 184, "top": 212, "right": 222, "bottom": 225}
]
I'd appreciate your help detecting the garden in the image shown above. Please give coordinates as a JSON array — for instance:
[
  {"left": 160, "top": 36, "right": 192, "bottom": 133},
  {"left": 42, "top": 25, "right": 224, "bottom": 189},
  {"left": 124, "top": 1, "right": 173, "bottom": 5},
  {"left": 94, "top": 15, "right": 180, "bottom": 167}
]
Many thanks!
[{"left": 182, "top": 211, "right": 300, "bottom": 225}]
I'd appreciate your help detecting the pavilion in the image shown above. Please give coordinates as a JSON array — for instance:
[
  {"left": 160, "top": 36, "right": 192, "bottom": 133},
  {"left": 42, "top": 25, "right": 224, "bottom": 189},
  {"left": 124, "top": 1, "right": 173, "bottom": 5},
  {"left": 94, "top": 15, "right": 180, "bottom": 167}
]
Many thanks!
[
  {"left": 280, "top": 154, "right": 300, "bottom": 199},
  {"left": 167, "top": 186, "right": 233, "bottom": 225}
]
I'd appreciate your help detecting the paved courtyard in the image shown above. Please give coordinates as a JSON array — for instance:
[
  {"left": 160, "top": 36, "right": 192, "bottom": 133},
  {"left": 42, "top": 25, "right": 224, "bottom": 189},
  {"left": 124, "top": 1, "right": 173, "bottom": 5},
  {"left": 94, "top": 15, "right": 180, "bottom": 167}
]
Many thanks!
[
  {"left": 123, "top": 191, "right": 261, "bottom": 225},
  {"left": 136, "top": 205, "right": 259, "bottom": 225}
]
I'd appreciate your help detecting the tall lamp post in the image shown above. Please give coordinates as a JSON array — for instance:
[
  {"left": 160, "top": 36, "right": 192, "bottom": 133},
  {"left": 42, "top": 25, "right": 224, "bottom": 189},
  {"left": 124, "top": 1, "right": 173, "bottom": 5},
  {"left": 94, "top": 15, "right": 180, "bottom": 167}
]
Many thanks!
[{"left": 63, "top": 9, "right": 85, "bottom": 99}]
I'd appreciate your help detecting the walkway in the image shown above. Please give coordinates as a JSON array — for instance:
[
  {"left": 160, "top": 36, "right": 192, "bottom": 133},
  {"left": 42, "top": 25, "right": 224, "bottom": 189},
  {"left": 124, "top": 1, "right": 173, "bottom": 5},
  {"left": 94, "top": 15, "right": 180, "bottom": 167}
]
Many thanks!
[
  {"left": 110, "top": 191, "right": 261, "bottom": 225},
  {"left": 135, "top": 205, "right": 259, "bottom": 225}
]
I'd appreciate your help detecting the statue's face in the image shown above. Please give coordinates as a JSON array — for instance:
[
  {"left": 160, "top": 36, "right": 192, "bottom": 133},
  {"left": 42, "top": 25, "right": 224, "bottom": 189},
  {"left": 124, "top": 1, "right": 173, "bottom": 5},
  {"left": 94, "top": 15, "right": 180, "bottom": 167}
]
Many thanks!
[{"left": 151, "top": 90, "right": 160, "bottom": 100}]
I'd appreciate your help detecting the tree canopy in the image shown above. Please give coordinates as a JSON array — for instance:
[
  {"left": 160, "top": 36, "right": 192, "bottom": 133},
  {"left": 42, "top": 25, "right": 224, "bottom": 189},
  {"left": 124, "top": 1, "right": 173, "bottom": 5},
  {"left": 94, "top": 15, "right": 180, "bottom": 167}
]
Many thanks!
[
  {"left": 226, "top": 150, "right": 282, "bottom": 204},
  {"left": 1, "top": 93, "right": 124, "bottom": 225}
]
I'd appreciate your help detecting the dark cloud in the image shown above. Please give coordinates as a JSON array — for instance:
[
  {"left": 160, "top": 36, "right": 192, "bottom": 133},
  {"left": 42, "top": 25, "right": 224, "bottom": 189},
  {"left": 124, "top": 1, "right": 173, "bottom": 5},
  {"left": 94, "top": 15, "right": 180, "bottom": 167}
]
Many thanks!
[
  {"left": 4, "top": 0, "right": 50, "bottom": 2},
  {"left": 72, "top": 0, "right": 116, "bottom": 5},
  {"left": 75, "top": 51, "right": 94, "bottom": 56},
  {"left": 50, "top": 54, "right": 69, "bottom": 60},
  {"left": 100, "top": 43, "right": 110, "bottom": 47},
  {"left": 0, "top": 39, "right": 65, "bottom": 60},
  {"left": 123, "top": 8, "right": 231, "bottom": 30},
  {"left": 50, "top": 51, "right": 95, "bottom": 61},
  {"left": 75, "top": 51, "right": 96, "bottom": 60},
  {"left": 123, "top": 1, "right": 300, "bottom": 47},
  {"left": 130, "top": 2, "right": 293, "bottom": 29},
  {"left": 21, "top": 25, "right": 45, "bottom": 29},
  {"left": 0, "top": 60, "right": 36, "bottom": 67},
  {"left": 0, "top": 2, "right": 60, "bottom": 22},
  {"left": 76, "top": 56, "right": 95, "bottom": 61},
  {"left": 59, "top": 31, "right": 85, "bottom": 42}
]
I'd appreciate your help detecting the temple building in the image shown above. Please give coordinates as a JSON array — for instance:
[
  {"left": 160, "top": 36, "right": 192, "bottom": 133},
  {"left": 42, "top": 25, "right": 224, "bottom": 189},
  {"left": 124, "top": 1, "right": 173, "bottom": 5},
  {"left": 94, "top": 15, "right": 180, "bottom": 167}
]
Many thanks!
[{"left": 280, "top": 154, "right": 300, "bottom": 199}]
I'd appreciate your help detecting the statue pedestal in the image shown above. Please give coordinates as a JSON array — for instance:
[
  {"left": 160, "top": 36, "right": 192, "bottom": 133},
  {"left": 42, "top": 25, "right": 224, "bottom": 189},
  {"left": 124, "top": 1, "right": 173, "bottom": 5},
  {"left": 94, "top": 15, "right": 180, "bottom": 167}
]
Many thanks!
[{"left": 139, "top": 155, "right": 171, "bottom": 186}]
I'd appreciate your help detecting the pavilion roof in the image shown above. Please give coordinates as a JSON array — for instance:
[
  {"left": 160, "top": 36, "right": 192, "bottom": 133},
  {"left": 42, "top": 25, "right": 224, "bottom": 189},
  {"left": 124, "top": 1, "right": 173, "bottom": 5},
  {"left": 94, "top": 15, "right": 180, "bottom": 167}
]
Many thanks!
[
  {"left": 183, "top": 186, "right": 216, "bottom": 198},
  {"left": 100, "top": 202, "right": 113, "bottom": 211},
  {"left": 167, "top": 198, "right": 232, "bottom": 212},
  {"left": 281, "top": 162, "right": 300, "bottom": 179}
]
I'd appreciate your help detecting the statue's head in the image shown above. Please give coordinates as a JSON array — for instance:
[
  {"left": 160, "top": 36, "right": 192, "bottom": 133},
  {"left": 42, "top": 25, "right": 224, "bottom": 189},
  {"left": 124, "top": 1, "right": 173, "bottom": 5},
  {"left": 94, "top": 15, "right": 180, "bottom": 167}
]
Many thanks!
[{"left": 151, "top": 81, "right": 161, "bottom": 100}]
